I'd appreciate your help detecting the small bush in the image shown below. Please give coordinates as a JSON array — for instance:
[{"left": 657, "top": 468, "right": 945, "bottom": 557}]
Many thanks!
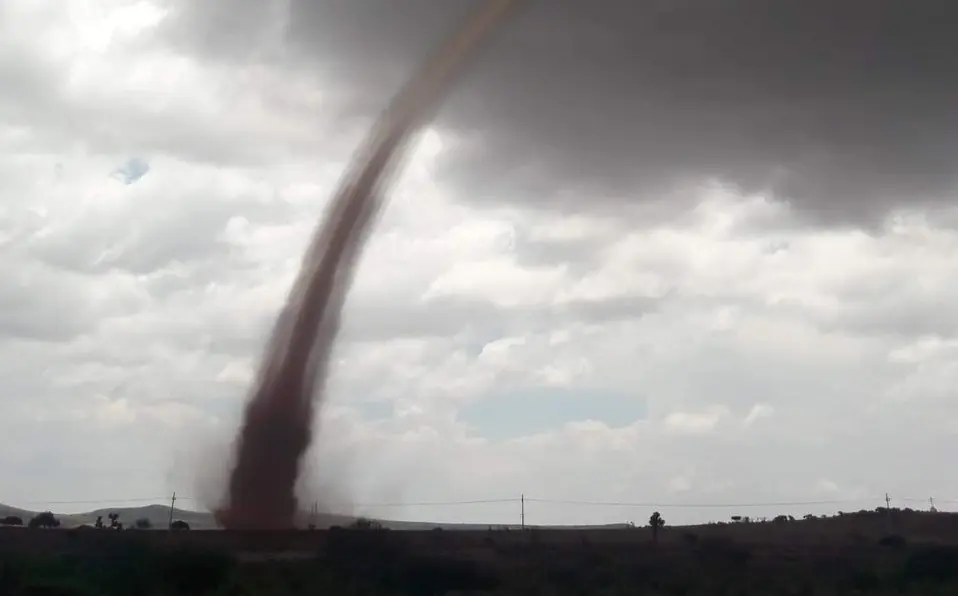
[
  {"left": 878, "top": 534, "right": 907, "bottom": 549},
  {"left": 900, "top": 546, "right": 958, "bottom": 585},
  {"left": 28, "top": 512, "right": 60, "bottom": 529},
  {"left": 156, "top": 547, "right": 236, "bottom": 595},
  {"left": 133, "top": 517, "right": 152, "bottom": 530},
  {"left": 17, "top": 577, "right": 103, "bottom": 596},
  {"left": 349, "top": 517, "right": 383, "bottom": 531}
]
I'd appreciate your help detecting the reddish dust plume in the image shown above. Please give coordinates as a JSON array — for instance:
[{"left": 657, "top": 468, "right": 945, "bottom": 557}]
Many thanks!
[{"left": 214, "top": 0, "right": 524, "bottom": 530}]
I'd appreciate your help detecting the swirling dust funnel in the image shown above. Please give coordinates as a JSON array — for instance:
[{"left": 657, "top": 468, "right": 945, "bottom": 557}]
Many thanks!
[{"left": 214, "top": 0, "right": 525, "bottom": 530}]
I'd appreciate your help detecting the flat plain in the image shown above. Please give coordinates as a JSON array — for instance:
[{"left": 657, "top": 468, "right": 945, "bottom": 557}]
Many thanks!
[{"left": 3, "top": 508, "right": 958, "bottom": 595}]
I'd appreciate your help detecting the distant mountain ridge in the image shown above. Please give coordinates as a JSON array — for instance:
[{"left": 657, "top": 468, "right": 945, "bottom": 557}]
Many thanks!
[
  {"left": 0, "top": 503, "right": 217, "bottom": 530},
  {"left": 0, "top": 503, "right": 630, "bottom": 531}
]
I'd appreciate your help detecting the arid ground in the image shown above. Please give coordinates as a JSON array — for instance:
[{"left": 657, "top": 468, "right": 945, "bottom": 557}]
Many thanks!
[{"left": 4, "top": 508, "right": 958, "bottom": 594}]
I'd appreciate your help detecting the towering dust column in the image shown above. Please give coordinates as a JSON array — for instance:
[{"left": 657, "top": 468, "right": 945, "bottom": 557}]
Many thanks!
[{"left": 216, "top": 0, "right": 524, "bottom": 530}]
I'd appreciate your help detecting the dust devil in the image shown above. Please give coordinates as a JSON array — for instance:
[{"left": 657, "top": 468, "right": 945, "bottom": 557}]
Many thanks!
[{"left": 215, "top": 0, "right": 524, "bottom": 530}]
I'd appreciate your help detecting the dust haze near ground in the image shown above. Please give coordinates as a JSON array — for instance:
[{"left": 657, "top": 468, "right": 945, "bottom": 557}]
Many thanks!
[{"left": 213, "top": 0, "right": 524, "bottom": 530}]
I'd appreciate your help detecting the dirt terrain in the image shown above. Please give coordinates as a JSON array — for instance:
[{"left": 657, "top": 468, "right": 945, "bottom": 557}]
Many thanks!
[
  {"left": 4, "top": 507, "right": 958, "bottom": 554},
  {"left": 4, "top": 509, "right": 958, "bottom": 594}
]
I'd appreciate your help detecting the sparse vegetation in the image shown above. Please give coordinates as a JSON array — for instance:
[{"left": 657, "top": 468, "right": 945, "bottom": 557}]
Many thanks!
[
  {"left": 171, "top": 519, "right": 191, "bottom": 531},
  {"left": 1, "top": 506, "right": 958, "bottom": 593},
  {"left": 648, "top": 510, "right": 665, "bottom": 544},
  {"left": 108, "top": 512, "right": 123, "bottom": 530},
  {"left": 27, "top": 511, "right": 59, "bottom": 528},
  {"left": 349, "top": 516, "right": 384, "bottom": 531}
]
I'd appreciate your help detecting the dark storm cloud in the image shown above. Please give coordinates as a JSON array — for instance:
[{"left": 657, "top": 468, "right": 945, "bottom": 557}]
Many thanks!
[{"left": 163, "top": 0, "right": 958, "bottom": 227}]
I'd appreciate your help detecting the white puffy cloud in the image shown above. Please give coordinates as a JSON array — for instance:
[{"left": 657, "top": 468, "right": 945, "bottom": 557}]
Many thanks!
[{"left": 2, "top": 0, "right": 957, "bottom": 527}]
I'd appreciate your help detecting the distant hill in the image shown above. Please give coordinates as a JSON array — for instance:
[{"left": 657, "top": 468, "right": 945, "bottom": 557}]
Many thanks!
[
  {"left": 0, "top": 502, "right": 631, "bottom": 531},
  {"left": 0, "top": 503, "right": 218, "bottom": 529},
  {"left": 0, "top": 504, "right": 35, "bottom": 521},
  {"left": 6, "top": 503, "right": 958, "bottom": 548}
]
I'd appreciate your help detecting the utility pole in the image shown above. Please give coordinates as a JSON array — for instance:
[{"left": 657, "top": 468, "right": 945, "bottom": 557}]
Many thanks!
[
  {"left": 520, "top": 494, "right": 525, "bottom": 530},
  {"left": 883, "top": 492, "right": 896, "bottom": 534},
  {"left": 168, "top": 492, "right": 176, "bottom": 529}
]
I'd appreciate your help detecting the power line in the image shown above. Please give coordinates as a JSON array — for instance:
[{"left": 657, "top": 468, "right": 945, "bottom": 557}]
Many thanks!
[
  {"left": 524, "top": 497, "right": 880, "bottom": 508},
  {"left": 9, "top": 496, "right": 516, "bottom": 508},
  {"left": 355, "top": 498, "right": 519, "bottom": 507},
  {"left": 8, "top": 495, "right": 917, "bottom": 509},
  {"left": 7, "top": 492, "right": 951, "bottom": 530},
  {"left": 14, "top": 497, "right": 187, "bottom": 506}
]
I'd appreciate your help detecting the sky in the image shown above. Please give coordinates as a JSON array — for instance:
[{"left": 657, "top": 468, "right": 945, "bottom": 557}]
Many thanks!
[{"left": 2, "top": 0, "right": 958, "bottom": 527}]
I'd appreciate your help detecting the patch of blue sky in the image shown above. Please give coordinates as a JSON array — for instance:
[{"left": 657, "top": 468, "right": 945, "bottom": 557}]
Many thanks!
[
  {"left": 112, "top": 157, "right": 150, "bottom": 184},
  {"left": 353, "top": 400, "right": 394, "bottom": 421}
]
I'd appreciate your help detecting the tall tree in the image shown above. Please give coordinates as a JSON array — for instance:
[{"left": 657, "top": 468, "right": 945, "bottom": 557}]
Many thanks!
[
  {"left": 649, "top": 511, "right": 665, "bottom": 544},
  {"left": 28, "top": 511, "right": 59, "bottom": 529}
]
